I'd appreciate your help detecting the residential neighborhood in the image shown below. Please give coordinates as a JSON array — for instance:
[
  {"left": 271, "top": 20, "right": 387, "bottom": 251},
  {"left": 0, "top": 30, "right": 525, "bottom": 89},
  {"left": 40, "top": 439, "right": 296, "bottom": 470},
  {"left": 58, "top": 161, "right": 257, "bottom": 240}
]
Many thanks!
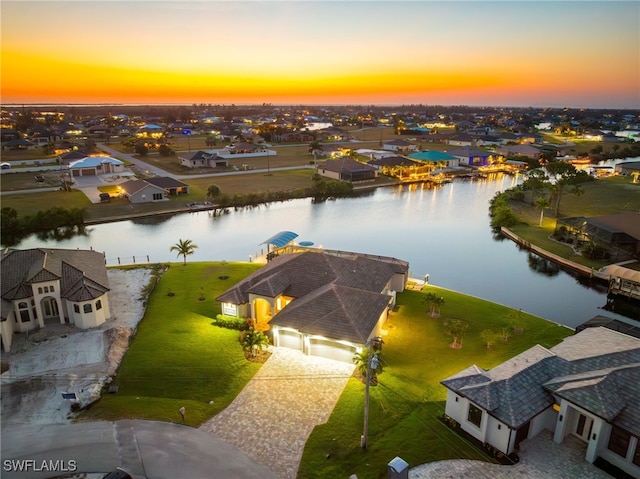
[{"left": 1, "top": 103, "right": 640, "bottom": 479}]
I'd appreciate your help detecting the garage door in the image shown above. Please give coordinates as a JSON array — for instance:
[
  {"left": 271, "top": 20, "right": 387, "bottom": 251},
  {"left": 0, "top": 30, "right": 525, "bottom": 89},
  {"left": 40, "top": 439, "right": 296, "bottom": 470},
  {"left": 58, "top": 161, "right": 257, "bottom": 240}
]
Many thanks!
[
  {"left": 277, "top": 329, "right": 303, "bottom": 351},
  {"left": 308, "top": 338, "right": 357, "bottom": 363}
]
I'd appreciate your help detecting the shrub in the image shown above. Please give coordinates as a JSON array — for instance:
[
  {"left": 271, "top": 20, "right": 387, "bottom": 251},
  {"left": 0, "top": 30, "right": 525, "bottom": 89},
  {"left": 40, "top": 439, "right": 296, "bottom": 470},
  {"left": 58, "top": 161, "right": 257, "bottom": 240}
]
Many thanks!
[{"left": 214, "top": 314, "right": 250, "bottom": 331}]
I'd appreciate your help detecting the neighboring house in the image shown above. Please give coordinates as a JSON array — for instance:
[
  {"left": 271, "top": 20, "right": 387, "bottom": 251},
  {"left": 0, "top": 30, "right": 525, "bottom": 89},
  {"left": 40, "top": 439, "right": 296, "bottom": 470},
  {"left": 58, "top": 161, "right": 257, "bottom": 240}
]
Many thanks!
[
  {"left": 57, "top": 149, "right": 92, "bottom": 166},
  {"left": 441, "top": 327, "right": 640, "bottom": 478},
  {"left": 615, "top": 161, "right": 640, "bottom": 176},
  {"left": 178, "top": 150, "right": 228, "bottom": 169},
  {"left": 0, "top": 248, "right": 111, "bottom": 352},
  {"left": 68, "top": 156, "right": 125, "bottom": 177},
  {"left": 447, "top": 146, "right": 493, "bottom": 167},
  {"left": 407, "top": 150, "right": 460, "bottom": 168},
  {"left": 318, "top": 157, "right": 378, "bottom": 183},
  {"left": 1, "top": 139, "right": 38, "bottom": 150},
  {"left": 382, "top": 139, "right": 417, "bottom": 153},
  {"left": 446, "top": 133, "right": 475, "bottom": 146},
  {"left": 118, "top": 177, "right": 189, "bottom": 203},
  {"left": 216, "top": 250, "right": 408, "bottom": 362},
  {"left": 496, "top": 144, "right": 541, "bottom": 159},
  {"left": 555, "top": 213, "right": 640, "bottom": 262}
]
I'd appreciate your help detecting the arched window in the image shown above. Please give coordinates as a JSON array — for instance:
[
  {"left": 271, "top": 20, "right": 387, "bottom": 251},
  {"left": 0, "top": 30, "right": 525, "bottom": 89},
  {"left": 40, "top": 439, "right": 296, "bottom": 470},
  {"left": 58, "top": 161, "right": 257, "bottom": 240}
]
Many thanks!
[
  {"left": 83, "top": 304, "right": 93, "bottom": 313},
  {"left": 18, "top": 302, "right": 30, "bottom": 323},
  {"left": 74, "top": 304, "right": 80, "bottom": 313}
]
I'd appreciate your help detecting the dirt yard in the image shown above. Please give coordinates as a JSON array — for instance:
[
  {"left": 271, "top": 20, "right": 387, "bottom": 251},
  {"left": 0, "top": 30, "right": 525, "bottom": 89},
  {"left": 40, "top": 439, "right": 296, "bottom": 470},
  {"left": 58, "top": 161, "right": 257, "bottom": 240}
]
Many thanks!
[{"left": 0, "top": 268, "right": 153, "bottom": 427}]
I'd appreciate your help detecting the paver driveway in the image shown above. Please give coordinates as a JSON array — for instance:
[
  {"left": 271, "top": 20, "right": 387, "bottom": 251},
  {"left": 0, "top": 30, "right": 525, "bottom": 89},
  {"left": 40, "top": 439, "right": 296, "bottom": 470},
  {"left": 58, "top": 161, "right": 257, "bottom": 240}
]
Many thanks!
[{"left": 199, "top": 347, "right": 355, "bottom": 479}]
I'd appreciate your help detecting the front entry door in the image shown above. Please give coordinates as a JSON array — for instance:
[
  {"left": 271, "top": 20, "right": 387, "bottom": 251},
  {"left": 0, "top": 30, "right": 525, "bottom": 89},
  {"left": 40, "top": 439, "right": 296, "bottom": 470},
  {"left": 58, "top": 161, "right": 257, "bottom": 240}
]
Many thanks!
[{"left": 574, "top": 413, "right": 593, "bottom": 442}]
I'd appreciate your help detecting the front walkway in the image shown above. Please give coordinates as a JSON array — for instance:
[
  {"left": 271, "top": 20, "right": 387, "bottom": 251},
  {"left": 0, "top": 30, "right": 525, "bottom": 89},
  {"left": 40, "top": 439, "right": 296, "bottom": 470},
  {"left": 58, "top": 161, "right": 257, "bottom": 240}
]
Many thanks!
[
  {"left": 199, "top": 347, "right": 355, "bottom": 479},
  {"left": 409, "top": 430, "right": 612, "bottom": 478}
]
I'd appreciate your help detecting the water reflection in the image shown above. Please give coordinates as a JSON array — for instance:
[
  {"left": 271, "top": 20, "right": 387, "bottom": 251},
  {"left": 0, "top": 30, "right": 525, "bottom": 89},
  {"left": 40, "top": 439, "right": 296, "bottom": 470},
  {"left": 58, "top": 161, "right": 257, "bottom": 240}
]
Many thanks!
[
  {"left": 9, "top": 176, "right": 633, "bottom": 328},
  {"left": 527, "top": 253, "right": 560, "bottom": 277}
]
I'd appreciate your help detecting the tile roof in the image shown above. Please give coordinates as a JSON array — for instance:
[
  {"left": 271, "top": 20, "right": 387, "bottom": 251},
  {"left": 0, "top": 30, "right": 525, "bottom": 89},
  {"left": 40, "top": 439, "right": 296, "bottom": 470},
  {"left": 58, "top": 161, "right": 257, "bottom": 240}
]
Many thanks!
[
  {"left": 0, "top": 249, "right": 110, "bottom": 314},
  {"left": 441, "top": 327, "right": 640, "bottom": 433},
  {"left": 321, "top": 158, "right": 377, "bottom": 173},
  {"left": 216, "top": 251, "right": 407, "bottom": 343}
]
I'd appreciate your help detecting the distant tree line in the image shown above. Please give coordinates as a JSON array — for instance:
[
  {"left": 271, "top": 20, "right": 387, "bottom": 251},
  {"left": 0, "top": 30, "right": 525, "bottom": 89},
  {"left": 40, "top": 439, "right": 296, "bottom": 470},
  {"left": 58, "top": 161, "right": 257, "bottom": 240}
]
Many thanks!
[{"left": 1, "top": 206, "right": 86, "bottom": 246}]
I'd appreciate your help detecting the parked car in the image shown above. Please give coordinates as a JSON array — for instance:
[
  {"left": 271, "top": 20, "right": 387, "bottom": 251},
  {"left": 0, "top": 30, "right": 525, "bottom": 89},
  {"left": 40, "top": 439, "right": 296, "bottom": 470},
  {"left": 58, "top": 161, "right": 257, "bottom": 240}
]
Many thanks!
[{"left": 1, "top": 162, "right": 11, "bottom": 169}]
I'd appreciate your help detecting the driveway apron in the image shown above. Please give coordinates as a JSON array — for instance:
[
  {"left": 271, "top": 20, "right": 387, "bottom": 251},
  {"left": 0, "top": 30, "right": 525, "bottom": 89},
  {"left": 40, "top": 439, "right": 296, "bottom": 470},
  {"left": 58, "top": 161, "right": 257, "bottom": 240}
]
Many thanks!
[{"left": 199, "top": 348, "right": 355, "bottom": 479}]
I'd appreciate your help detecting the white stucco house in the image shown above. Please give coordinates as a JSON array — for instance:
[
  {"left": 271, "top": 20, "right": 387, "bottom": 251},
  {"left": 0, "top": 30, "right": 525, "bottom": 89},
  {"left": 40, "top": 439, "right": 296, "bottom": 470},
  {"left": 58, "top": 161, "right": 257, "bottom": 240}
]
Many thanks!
[
  {"left": 0, "top": 248, "right": 111, "bottom": 352},
  {"left": 216, "top": 250, "right": 408, "bottom": 363},
  {"left": 441, "top": 327, "right": 640, "bottom": 478}
]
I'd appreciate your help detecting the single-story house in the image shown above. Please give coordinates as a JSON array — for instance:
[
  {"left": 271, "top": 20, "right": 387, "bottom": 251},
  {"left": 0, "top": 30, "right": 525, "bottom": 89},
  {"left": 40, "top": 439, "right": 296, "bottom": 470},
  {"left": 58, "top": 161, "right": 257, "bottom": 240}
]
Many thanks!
[
  {"left": 555, "top": 213, "right": 640, "bottom": 262},
  {"left": 1, "top": 139, "right": 38, "bottom": 150},
  {"left": 0, "top": 248, "right": 111, "bottom": 352},
  {"left": 441, "top": 327, "right": 640, "bottom": 478},
  {"left": 496, "top": 144, "right": 541, "bottom": 159},
  {"left": 382, "top": 139, "right": 417, "bottom": 153},
  {"left": 68, "top": 156, "right": 125, "bottom": 177},
  {"left": 446, "top": 146, "right": 493, "bottom": 167},
  {"left": 57, "top": 149, "right": 92, "bottom": 166},
  {"left": 407, "top": 150, "right": 460, "bottom": 168},
  {"left": 179, "top": 150, "right": 229, "bottom": 168},
  {"left": 615, "top": 161, "right": 640, "bottom": 176},
  {"left": 118, "top": 177, "right": 189, "bottom": 203},
  {"left": 446, "top": 133, "right": 475, "bottom": 147},
  {"left": 318, "top": 157, "right": 378, "bottom": 183},
  {"left": 216, "top": 250, "right": 409, "bottom": 363}
]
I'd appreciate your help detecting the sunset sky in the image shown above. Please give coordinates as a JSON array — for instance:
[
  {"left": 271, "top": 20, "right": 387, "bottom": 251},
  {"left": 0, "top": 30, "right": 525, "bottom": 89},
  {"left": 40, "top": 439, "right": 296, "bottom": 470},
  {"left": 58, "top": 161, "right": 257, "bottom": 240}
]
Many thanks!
[{"left": 2, "top": 1, "right": 639, "bottom": 108}]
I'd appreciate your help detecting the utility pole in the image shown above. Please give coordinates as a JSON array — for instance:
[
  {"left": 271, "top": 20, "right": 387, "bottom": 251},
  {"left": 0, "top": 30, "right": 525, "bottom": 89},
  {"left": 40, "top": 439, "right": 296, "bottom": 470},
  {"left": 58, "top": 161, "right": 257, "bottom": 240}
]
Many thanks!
[{"left": 361, "top": 336, "right": 382, "bottom": 450}]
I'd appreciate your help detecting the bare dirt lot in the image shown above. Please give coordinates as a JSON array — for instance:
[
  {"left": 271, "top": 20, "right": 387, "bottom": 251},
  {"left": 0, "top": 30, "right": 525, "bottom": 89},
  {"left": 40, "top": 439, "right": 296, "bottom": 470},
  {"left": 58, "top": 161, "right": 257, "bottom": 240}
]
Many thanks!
[{"left": 0, "top": 268, "right": 153, "bottom": 428}]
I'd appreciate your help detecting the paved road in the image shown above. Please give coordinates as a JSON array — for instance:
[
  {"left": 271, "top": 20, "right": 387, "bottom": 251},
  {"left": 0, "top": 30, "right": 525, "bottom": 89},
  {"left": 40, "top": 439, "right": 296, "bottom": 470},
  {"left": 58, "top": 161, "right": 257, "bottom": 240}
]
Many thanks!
[{"left": 1, "top": 420, "right": 278, "bottom": 479}]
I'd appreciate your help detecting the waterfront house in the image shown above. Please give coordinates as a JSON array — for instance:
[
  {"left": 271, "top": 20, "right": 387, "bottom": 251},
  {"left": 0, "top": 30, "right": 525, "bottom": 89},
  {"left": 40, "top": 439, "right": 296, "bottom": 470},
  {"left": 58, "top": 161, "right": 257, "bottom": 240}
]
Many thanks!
[
  {"left": 408, "top": 150, "right": 460, "bottom": 168},
  {"left": 318, "top": 157, "right": 378, "bottom": 183},
  {"left": 0, "top": 248, "right": 111, "bottom": 352},
  {"left": 441, "top": 327, "right": 640, "bottom": 478},
  {"left": 216, "top": 250, "right": 408, "bottom": 363},
  {"left": 496, "top": 144, "right": 541, "bottom": 159},
  {"left": 447, "top": 146, "right": 493, "bottom": 167},
  {"left": 118, "top": 177, "right": 189, "bottom": 203}
]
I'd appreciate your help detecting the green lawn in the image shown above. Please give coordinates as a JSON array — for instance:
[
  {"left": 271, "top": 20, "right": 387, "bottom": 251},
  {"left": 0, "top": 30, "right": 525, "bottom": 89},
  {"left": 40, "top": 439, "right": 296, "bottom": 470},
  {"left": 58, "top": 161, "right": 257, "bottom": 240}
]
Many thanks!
[
  {"left": 298, "top": 285, "right": 573, "bottom": 479},
  {"left": 81, "top": 261, "right": 261, "bottom": 426},
  {"left": 508, "top": 176, "right": 640, "bottom": 269}
]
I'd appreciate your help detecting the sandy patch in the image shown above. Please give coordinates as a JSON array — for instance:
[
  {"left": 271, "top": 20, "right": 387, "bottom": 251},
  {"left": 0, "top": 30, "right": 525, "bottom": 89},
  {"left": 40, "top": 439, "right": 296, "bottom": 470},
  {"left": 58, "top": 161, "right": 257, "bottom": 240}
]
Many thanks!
[{"left": 0, "top": 267, "right": 154, "bottom": 428}]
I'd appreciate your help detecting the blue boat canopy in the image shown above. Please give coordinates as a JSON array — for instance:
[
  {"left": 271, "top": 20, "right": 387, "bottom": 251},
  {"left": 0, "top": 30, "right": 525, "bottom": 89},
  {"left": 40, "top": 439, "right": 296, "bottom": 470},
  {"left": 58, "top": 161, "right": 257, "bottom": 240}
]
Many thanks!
[{"left": 261, "top": 231, "right": 298, "bottom": 248}]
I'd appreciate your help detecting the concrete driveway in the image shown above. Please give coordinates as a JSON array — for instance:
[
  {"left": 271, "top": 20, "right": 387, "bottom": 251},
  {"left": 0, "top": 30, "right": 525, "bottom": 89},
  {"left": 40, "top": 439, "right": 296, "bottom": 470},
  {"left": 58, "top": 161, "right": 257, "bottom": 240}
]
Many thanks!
[{"left": 199, "top": 347, "right": 355, "bottom": 479}]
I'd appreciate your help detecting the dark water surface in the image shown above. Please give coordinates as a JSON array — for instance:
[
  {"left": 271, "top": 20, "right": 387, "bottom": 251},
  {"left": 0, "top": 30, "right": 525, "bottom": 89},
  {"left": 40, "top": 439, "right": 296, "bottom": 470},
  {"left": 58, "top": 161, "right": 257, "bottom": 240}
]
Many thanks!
[{"left": 15, "top": 174, "right": 631, "bottom": 328}]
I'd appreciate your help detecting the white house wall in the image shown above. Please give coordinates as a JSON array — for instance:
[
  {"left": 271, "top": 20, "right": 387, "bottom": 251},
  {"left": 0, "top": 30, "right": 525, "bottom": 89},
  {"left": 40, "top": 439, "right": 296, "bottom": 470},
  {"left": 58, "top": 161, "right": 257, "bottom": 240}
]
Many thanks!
[
  {"left": 1, "top": 318, "right": 14, "bottom": 352},
  {"left": 69, "top": 294, "right": 109, "bottom": 329},
  {"left": 444, "top": 390, "right": 487, "bottom": 443},
  {"left": 485, "top": 415, "right": 511, "bottom": 454},
  {"left": 530, "top": 407, "right": 556, "bottom": 440}
]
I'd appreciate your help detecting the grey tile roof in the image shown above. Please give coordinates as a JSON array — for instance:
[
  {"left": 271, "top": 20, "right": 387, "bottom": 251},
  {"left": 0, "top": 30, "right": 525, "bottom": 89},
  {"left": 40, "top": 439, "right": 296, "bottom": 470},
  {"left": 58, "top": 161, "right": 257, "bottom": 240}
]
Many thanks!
[
  {"left": 1, "top": 248, "right": 110, "bottom": 309},
  {"left": 441, "top": 327, "right": 640, "bottom": 433},
  {"left": 216, "top": 251, "right": 406, "bottom": 343},
  {"left": 270, "top": 284, "right": 391, "bottom": 344}
]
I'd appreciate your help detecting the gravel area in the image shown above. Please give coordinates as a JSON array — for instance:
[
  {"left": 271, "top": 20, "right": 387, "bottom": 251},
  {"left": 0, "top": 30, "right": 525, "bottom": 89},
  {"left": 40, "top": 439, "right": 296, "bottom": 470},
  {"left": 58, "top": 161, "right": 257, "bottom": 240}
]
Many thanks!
[{"left": 0, "top": 268, "right": 153, "bottom": 428}]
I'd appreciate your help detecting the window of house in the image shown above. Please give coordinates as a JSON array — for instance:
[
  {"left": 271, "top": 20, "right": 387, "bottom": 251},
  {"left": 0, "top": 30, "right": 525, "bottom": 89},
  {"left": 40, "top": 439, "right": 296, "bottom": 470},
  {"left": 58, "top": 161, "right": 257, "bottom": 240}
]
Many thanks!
[
  {"left": 634, "top": 440, "right": 640, "bottom": 467},
  {"left": 38, "top": 287, "right": 43, "bottom": 294},
  {"left": 152, "top": 193, "right": 163, "bottom": 200},
  {"left": 467, "top": 404, "right": 483, "bottom": 428},
  {"left": 50, "top": 285, "right": 54, "bottom": 292},
  {"left": 96, "top": 300, "right": 102, "bottom": 310},
  {"left": 608, "top": 426, "right": 631, "bottom": 458},
  {"left": 83, "top": 304, "right": 93, "bottom": 313},
  {"left": 74, "top": 304, "right": 80, "bottom": 314},
  {"left": 18, "top": 302, "right": 30, "bottom": 322},
  {"left": 44, "top": 286, "right": 49, "bottom": 293}
]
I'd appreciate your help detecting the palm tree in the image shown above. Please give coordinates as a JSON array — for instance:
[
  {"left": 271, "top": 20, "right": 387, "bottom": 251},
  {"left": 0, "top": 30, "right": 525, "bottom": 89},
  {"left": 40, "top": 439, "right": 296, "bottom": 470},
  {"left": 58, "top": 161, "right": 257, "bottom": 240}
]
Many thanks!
[
  {"left": 352, "top": 349, "right": 383, "bottom": 381},
  {"left": 241, "top": 328, "right": 270, "bottom": 357},
  {"left": 535, "top": 196, "right": 550, "bottom": 226},
  {"left": 308, "top": 140, "right": 322, "bottom": 170},
  {"left": 170, "top": 239, "right": 198, "bottom": 265}
]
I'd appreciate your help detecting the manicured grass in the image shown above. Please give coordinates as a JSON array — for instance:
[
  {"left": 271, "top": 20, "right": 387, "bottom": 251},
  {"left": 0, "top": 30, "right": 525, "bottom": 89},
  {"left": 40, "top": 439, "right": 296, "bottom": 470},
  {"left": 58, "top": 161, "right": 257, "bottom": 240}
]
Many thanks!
[
  {"left": 508, "top": 176, "right": 640, "bottom": 268},
  {"left": 80, "top": 261, "right": 262, "bottom": 427},
  {"left": 298, "top": 285, "right": 572, "bottom": 479}
]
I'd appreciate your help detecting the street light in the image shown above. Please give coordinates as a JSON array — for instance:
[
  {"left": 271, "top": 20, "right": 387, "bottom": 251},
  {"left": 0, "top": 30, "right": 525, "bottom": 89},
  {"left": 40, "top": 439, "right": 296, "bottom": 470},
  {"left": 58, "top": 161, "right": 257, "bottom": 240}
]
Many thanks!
[{"left": 361, "top": 336, "right": 383, "bottom": 450}]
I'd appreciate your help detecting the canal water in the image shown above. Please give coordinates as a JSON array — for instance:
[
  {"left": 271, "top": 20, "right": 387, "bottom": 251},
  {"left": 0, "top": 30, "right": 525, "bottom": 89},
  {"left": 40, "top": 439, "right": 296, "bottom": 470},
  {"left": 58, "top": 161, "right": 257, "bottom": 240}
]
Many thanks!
[{"left": 12, "top": 174, "right": 632, "bottom": 329}]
